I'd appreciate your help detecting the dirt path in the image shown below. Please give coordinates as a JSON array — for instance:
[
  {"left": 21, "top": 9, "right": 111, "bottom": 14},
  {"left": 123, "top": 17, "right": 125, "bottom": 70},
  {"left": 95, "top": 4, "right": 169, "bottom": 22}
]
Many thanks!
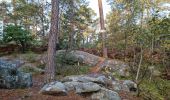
[{"left": 90, "top": 58, "right": 105, "bottom": 73}]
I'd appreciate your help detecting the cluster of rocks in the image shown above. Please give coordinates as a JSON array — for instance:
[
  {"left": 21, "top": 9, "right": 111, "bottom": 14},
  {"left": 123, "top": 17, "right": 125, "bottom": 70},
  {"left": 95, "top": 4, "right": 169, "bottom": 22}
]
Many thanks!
[
  {"left": 40, "top": 74, "right": 137, "bottom": 100},
  {"left": 0, "top": 59, "right": 32, "bottom": 89},
  {"left": 41, "top": 50, "right": 130, "bottom": 77}
]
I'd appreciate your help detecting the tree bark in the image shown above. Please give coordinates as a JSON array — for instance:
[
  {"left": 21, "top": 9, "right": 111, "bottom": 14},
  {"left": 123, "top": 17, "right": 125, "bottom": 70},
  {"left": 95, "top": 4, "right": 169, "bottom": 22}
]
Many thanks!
[
  {"left": 45, "top": 0, "right": 59, "bottom": 83},
  {"left": 135, "top": 45, "right": 143, "bottom": 82},
  {"left": 12, "top": 0, "right": 17, "bottom": 25},
  {"left": 98, "top": 0, "right": 107, "bottom": 58},
  {"left": 69, "top": 1, "right": 74, "bottom": 50}
]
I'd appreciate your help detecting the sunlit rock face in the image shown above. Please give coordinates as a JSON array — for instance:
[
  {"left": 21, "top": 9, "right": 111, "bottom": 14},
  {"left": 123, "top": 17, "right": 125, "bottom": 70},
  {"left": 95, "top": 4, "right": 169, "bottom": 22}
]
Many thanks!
[
  {"left": 50, "top": 50, "right": 129, "bottom": 77},
  {"left": 0, "top": 59, "right": 32, "bottom": 89}
]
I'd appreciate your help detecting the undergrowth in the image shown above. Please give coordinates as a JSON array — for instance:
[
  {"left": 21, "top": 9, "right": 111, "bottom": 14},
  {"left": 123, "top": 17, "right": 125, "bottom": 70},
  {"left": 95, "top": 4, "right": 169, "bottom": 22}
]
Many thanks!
[{"left": 139, "top": 78, "right": 170, "bottom": 100}]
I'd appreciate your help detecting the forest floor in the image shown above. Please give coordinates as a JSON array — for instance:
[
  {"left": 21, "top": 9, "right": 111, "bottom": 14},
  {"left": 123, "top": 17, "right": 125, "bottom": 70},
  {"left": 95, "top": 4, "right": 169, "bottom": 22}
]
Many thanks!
[
  {"left": 0, "top": 74, "right": 140, "bottom": 100},
  {"left": 0, "top": 53, "right": 141, "bottom": 100},
  {"left": 0, "top": 74, "right": 87, "bottom": 100}
]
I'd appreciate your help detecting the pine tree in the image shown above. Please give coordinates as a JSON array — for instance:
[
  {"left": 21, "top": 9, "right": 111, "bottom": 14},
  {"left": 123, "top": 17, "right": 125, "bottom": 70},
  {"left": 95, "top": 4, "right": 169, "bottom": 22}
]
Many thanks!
[{"left": 45, "top": 0, "right": 59, "bottom": 82}]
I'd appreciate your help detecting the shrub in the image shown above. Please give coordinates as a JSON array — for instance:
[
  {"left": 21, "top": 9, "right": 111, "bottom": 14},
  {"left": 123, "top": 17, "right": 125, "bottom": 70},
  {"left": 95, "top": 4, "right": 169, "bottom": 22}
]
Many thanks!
[
  {"left": 56, "top": 51, "right": 80, "bottom": 65},
  {"left": 3, "top": 25, "right": 33, "bottom": 52},
  {"left": 139, "top": 79, "right": 170, "bottom": 100},
  {"left": 37, "top": 64, "right": 45, "bottom": 69},
  {"left": 56, "top": 65, "right": 90, "bottom": 77},
  {"left": 140, "top": 81, "right": 163, "bottom": 100},
  {"left": 19, "top": 66, "right": 44, "bottom": 75},
  {"left": 23, "top": 52, "right": 38, "bottom": 63}
]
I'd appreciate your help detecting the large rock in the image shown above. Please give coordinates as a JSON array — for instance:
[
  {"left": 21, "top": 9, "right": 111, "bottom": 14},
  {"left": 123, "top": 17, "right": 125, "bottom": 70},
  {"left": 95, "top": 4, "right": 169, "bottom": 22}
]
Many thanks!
[
  {"left": 41, "top": 74, "right": 135, "bottom": 99},
  {"left": 64, "top": 81, "right": 80, "bottom": 91},
  {"left": 112, "top": 81, "right": 129, "bottom": 92},
  {"left": 62, "top": 74, "right": 111, "bottom": 86},
  {"left": 75, "top": 82, "right": 101, "bottom": 93},
  {"left": 63, "top": 74, "right": 111, "bottom": 92},
  {"left": 70, "top": 50, "right": 129, "bottom": 77},
  {"left": 112, "top": 80, "right": 137, "bottom": 92},
  {"left": 91, "top": 88, "right": 121, "bottom": 100},
  {"left": 62, "top": 75, "right": 137, "bottom": 93},
  {"left": 123, "top": 80, "right": 137, "bottom": 92},
  {"left": 39, "top": 81, "right": 67, "bottom": 95},
  {"left": 0, "top": 59, "right": 32, "bottom": 89},
  {"left": 42, "top": 50, "right": 129, "bottom": 77},
  {"left": 63, "top": 81, "right": 101, "bottom": 93}
]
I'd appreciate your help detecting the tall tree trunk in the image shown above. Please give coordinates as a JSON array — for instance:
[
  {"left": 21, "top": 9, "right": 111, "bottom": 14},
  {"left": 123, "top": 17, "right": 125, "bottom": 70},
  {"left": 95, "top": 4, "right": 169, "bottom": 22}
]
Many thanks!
[
  {"left": 69, "top": 1, "right": 74, "bottom": 50},
  {"left": 45, "top": 0, "right": 59, "bottom": 83},
  {"left": 12, "top": 0, "right": 17, "bottom": 25},
  {"left": 40, "top": 0, "right": 45, "bottom": 37},
  {"left": 98, "top": 0, "right": 107, "bottom": 58}
]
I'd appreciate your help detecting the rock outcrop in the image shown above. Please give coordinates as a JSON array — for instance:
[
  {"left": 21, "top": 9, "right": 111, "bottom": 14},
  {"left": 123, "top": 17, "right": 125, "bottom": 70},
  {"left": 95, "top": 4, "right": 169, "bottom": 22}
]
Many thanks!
[
  {"left": 40, "top": 74, "right": 137, "bottom": 100},
  {"left": 39, "top": 81, "right": 67, "bottom": 95},
  {"left": 41, "top": 50, "right": 129, "bottom": 77},
  {"left": 0, "top": 59, "right": 32, "bottom": 89},
  {"left": 75, "top": 82, "right": 101, "bottom": 93},
  {"left": 91, "top": 88, "right": 121, "bottom": 100}
]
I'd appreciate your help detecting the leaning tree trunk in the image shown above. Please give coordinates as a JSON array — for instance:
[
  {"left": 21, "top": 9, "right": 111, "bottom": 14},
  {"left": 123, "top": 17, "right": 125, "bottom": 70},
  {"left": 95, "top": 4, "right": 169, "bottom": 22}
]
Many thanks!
[{"left": 45, "top": 0, "right": 59, "bottom": 83}]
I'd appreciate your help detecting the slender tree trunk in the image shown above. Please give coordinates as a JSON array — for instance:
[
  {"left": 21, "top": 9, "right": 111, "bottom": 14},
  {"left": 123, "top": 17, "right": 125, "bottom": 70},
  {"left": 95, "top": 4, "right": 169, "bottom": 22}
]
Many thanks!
[
  {"left": 20, "top": 41, "right": 26, "bottom": 53},
  {"left": 98, "top": 0, "right": 107, "bottom": 58},
  {"left": 12, "top": 0, "right": 17, "bottom": 25},
  {"left": 45, "top": 0, "right": 59, "bottom": 83},
  {"left": 69, "top": 1, "right": 74, "bottom": 50},
  {"left": 136, "top": 3, "right": 144, "bottom": 82},
  {"left": 41, "top": 0, "right": 45, "bottom": 37},
  {"left": 135, "top": 45, "right": 143, "bottom": 82}
]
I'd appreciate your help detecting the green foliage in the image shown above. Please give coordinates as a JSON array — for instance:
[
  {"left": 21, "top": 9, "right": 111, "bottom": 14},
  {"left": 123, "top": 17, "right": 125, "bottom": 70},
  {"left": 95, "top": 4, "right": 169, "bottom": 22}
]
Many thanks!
[
  {"left": 30, "top": 39, "right": 47, "bottom": 47},
  {"left": 0, "top": 39, "right": 4, "bottom": 44},
  {"left": 19, "top": 66, "right": 43, "bottom": 75},
  {"left": 139, "top": 79, "right": 170, "bottom": 100},
  {"left": 56, "top": 65, "right": 90, "bottom": 77},
  {"left": 37, "top": 64, "right": 45, "bottom": 70},
  {"left": 148, "top": 17, "right": 170, "bottom": 50},
  {"left": 9, "top": 0, "right": 48, "bottom": 32},
  {"left": 59, "top": 0, "right": 96, "bottom": 49},
  {"left": 140, "top": 81, "right": 164, "bottom": 100},
  {"left": 19, "top": 66, "right": 35, "bottom": 74},
  {"left": 56, "top": 51, "right": 82, "bottom": 65},
  {"left": 106, "top": 1, "right": 169, "bottom": 100},
  {"left": 0, "top": 1, "right": 10, "bottom": 19},
  {"left": 154, "top": 79, "right": 170, "bottom": 99},
  {"left": 55, "top": 51, "right": 89, "bottom": 77},
  {"left": 3, "top": 25, "right": 33, "bottom": 52},
  {"left": 23, "top": 52, "right": 37, "bottom": 63}
]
